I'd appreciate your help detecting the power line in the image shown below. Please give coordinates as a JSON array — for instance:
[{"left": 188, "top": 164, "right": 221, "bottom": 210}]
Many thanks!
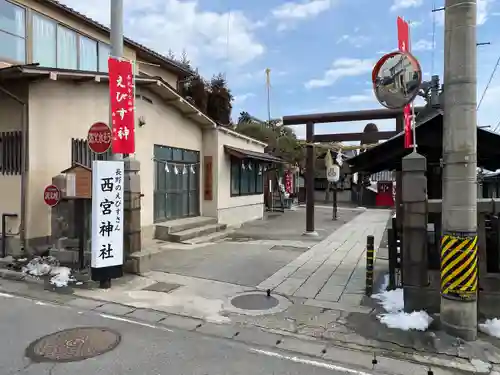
[
  {"left": 477, "top": 53, "right": 500, "bottom": 111},
  {"left": 431, "top": 0, "right": 437, "bottom": 75}
]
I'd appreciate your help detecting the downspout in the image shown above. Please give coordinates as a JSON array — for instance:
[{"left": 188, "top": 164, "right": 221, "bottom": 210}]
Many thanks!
[{"left": 0, "top": 85, "right": 28, "bottom": 252}]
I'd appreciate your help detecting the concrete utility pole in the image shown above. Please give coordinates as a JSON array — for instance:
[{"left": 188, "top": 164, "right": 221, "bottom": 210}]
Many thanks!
[
  {"left": 441, "top": 0, "right": 478, "bottom": 340},
  {"left": 110, "top": 0, "right": 124, "bottom": 161}
]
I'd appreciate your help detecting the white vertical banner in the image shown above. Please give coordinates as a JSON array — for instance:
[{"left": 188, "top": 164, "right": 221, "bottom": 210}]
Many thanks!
[{"left": 91, "top": 160, "right": 124, "bottom": 268}]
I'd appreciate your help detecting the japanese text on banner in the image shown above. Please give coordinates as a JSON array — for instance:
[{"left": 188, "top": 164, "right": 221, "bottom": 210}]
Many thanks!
[
  {"left": 91, "top": 160, "right": 124, "bottom": 269},
  {"left": 108, "top": 57, "right": 135, "bottom": 154}
]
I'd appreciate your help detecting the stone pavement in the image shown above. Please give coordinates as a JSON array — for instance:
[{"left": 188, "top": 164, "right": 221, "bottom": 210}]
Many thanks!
[
  {"left": 260, "top": 209, "right": 391, "bottom": 306},
  {"left": 2, "top": 207, "right": 500, "bottom": 373}
]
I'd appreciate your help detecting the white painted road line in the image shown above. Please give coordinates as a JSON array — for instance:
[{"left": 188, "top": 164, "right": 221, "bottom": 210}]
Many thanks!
[
  {"left": 248, "top": 348, "right": 375, "bottom": 375},
  {"left": 99, "top": 313, "right": 174, "bottom": 332}
]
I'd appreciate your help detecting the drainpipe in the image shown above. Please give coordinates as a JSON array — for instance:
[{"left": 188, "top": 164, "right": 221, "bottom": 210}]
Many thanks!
[{"left": 0, "top": 85, "right": 28, "bottom": 252}]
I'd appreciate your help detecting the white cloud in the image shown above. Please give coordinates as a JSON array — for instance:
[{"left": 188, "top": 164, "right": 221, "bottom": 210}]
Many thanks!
[
  {"left": 233, "top": 93, "right": 255, "bottom": 104},
  {"left": 329, "top": 90, "right": 376, "bottom": 104},
  {"left": 337, "top": 34, "right": 370, "bottom": 48},
  {"left": 412, "top": 39, "right": 435, "bottom": 51},
  {"left": 58, "top": 0, "right": 264, "bottom": 67},
  {"left": 390, "top": 0, "right": 423, "bottom": 12},
  {"left": 272, "top": 0, "right": 334, "bottom": 31},
  {"left": 305, "top": 58, "right": 374, "bottom": 89}
]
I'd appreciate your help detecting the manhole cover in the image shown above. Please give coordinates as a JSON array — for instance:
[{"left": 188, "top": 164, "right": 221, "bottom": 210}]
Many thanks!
[
  {"left": 25, "top": 327, "right": 121, "bottom": 363},
  {"left": 231, "top": 293, "right": 279, "bottom": 310}
]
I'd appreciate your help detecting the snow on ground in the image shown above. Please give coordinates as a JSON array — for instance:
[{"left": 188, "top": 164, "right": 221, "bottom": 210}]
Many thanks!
[
  {"left": 479, "top": 318, "right": 500, "bottom": 338},
  {"left": 372, "top": 274, "right": 433, "bottom": 331},
  {"left": 22, "top": 256, "right": 76, "bottom": 287}
]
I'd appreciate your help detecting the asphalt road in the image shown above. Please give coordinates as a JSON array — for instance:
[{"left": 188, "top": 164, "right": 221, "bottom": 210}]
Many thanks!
[{"left": 0, "top": 292, "right": 380, "bottom": 375}]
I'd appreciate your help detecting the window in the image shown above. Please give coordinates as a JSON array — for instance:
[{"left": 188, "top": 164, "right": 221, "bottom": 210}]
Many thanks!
[
  {"left": 0, "top": 0, "right": 25, "bottom": 62},
  {"left": 230, "top": 157, "right": 265, "bottom": 196},
  {"left": 32, "top": 11, "right": 110, "bottom": 72},
  {"left": 79, "top": 35, "right": 97, "bottom": 71},
  {"left": 98, "top": 42, "right": 110, "bottom": 72},
  {"left": 57, "top": 24, "right": 77, "bottom": 69},
  {"left": 32, "top": 13, "right": 56, "bottom": 67}
]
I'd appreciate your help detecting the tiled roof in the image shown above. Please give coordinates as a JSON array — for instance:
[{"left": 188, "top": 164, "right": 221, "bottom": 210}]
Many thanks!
[{"left": 37, "top": 0, "right": 193, "bottom": 77}]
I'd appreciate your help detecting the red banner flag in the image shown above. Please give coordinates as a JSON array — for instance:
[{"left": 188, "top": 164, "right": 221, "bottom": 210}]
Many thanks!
[
  {"left": 397, "top": 16, "right": 413, "bottom": 149},
  {"left": 108, "top": 57, "right": 135, "bottom": 154}
]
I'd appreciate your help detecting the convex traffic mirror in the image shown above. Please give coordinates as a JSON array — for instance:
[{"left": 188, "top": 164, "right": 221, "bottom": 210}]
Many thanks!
[{"left": 372, "top": 51, "right": 422, "bottom": 110}]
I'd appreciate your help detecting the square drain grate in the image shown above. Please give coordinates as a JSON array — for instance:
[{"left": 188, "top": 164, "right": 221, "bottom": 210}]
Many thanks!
[{"left": 142, "top": 282, "right": 181, "bottom": 293}]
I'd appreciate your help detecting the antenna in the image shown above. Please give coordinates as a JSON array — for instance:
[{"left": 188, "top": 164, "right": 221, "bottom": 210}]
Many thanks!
[{"left": 265, "top": 68, "right": 271, "bottom": 123}]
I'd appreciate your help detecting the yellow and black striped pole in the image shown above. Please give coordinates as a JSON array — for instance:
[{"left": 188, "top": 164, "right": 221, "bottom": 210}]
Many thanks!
[
  {"left": 366, "top": 235, "right": 375, "bottom": 296},
  {"left": 440, "top": 232, "right": 478, "bottom": 301}
]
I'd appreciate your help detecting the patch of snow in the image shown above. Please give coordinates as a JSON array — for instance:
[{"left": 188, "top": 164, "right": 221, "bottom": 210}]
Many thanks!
[
  {"left": 379, "top": 274, "right": 389, "bottom": 293},
  {"left": 372, "top": 288, "right": 433, "bottom": 331},
  {"left": 372, "top": 288, "right": 404, "bottom": 313},
  {"left": 49, "top": 266, "right": 76, "bottom": 287},
  {"left": 479, "top": 318, "right": 500, "bottom": 338},
  {"left": 22, "top": 256, "right": 76, "bottom": 287},
  {"left": 470, "top": 358, "right": 492, "bottom": 373},
  {"left": 378, "top": 311, "right": 433, "bottom": 331}
]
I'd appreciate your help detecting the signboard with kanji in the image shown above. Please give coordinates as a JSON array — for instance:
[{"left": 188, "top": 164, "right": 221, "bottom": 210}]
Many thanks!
[
  {"left": 91, "top": 160, "right": 124, "bottom": 269},
  {"left": 108, "top": 57, "right": 135, "bottom": 154},
  {"left": 88, "top": 122, "right": 112, "bottom": 154},
  {"left": 326, "top": 165, "right": 340, "bottom": 182},
  {"left": 43, "top": 184, "right": 61, "bottom": 207}
]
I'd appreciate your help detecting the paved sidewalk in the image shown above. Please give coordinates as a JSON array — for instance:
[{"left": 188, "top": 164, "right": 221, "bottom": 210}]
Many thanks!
[{"left": 260, "top": 209, "right": 391, "bottom": 306}]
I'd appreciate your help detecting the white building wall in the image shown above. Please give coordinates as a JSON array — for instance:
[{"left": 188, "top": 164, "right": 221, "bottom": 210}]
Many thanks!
[
  {"left": 215, "top": 129, "right": 266, "bottom": 226},
  {"left": 27, "top": 80, "right": 202, "bottom": 240}
]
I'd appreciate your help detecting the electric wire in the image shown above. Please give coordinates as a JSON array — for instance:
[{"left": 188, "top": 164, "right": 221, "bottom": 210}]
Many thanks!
[
  {"left": 431, "top": 0, "right": 437, "bottom": 75},
  {"left": 477, "top": 54, "right": 500, "bottom": 111}
]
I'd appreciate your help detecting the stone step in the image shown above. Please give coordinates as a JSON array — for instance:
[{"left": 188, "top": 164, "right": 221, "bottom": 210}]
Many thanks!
[
  {"left": 169, "top": 223, "right": 227, "bottom": 242},
  {"left": 154, "top": 217, "right": 217, "bottom": 241},
  {"left": 182, "top": 229, "right": 232, "bottom": 245}
]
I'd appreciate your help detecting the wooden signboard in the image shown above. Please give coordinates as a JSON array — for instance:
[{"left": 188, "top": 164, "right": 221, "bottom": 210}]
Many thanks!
[
  {"left": 60, "top": 163, "right": 92, "bottom": 199},
  {"left": 204, "top": 156, "right": 213, "bottom": 201}
]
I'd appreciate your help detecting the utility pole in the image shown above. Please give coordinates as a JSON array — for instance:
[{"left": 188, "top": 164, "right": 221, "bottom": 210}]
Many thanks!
[
  {"left": 441, "top": 0, "right": 478, "bottom": 340},
  {"left": 111, "top": 0, "right": 124, "bottom": 162}
]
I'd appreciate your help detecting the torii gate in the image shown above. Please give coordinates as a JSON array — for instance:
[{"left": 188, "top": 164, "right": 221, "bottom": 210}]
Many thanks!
[{"left": 282, "top": 107, "right": 424, "bottom": 235}]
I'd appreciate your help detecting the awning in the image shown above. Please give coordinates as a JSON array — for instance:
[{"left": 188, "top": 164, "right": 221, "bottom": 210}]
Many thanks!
[
  {"left": 224, "top": 145, "right": 284, "bottom": 163},
  {"left": 346, "top": 108, "right": 500, "bottom": 173}
]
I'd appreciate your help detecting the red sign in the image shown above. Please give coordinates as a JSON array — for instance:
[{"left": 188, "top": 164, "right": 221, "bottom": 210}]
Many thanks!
[
  {"left": 88, "top": 122, "right": 112, "bottom": 154},
  {"left": 108, "top": 57, "right": 135, "bottom": 154},
  {"left": 397, "top": 16, "right": 413, "bottom": 149},
  {"left": 44, "top": 185, "right": 61, "bottom": 207},
  {"left": 285, "top": 171, "right": 292, "bottom": 194}
]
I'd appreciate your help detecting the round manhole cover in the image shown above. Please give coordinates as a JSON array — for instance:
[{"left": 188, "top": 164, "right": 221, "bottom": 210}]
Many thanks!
[
  {"left": 26, "top": 327, "right": 121, "bottom": 363},
  {"left": 231, "top": 293, "right": 280, "bottom": 310}
]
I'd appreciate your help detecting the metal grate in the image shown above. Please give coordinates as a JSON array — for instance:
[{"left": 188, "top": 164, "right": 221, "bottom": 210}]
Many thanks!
[
  {"left": 0, "top": 131, "right": 22, "bottom": 175},
  {"left": 71, "top": 138, "right": 111, "bottom": 168}
]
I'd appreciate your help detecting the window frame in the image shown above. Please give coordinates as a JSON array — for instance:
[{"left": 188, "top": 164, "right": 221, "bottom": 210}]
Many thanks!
[
  {"left": 30, "top": 10, "right": 110, "bottom": 72},
  {"left": 0, "top": 0, "right": 27, "bottom": 64},
  {"left": 230, "top": 156, "right": 265, "bottom": 197}
]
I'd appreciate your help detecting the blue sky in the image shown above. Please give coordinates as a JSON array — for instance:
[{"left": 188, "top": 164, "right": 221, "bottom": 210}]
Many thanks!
[{"left": 61, "top": 0, "right": 500, "bottom": 139}]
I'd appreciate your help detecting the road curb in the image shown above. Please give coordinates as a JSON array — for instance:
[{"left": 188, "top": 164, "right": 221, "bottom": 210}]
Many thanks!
[
  {"left": 0, "top": 268, "right": 45, "bottom": 286},
  {"left": 0, "top": 277, "right": 477, "bottom": 374}
]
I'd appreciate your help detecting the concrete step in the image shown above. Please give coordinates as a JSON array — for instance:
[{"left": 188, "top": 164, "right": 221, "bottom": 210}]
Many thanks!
[
  {"left": 169, "top": 223, "right": 227, "bottom": 242},
  {"left": 154, "top": 217, "right": 217, "bottom": 241},
  {"left": 182, "top": 229, "right": 232, "bottom": 245}
]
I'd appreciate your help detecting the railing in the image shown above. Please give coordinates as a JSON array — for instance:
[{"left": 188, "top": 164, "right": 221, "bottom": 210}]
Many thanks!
[
  {"left": 0, "top": 131, "right": 22, "bottom": 175},
  {"left": 71, "top": 138, "right": 111, "bottom": 168}
]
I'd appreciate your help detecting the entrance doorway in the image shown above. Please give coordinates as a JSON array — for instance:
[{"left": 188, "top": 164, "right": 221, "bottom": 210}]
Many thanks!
[{"left": 154, "top": 145, "right": 200, "bottom": 221}]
